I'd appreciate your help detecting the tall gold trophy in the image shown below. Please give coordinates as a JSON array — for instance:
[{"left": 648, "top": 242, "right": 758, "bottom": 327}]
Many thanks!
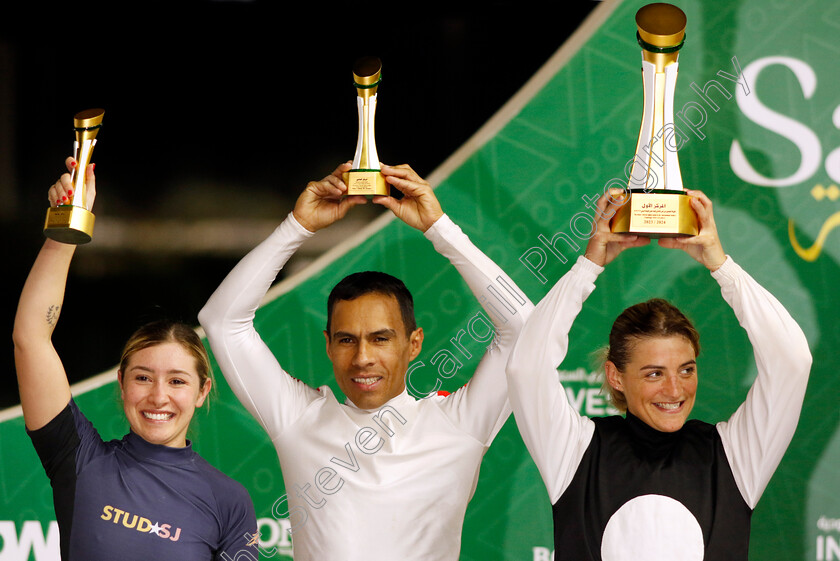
[
  {"left": 343, "top": 57, "right": 389, "bottom": 196},
  {"left": 44, "top": 108, "right": 105, "bottom": 244},
  {"left": 610, "top": 3, "right": 698, "bottom": 237}
]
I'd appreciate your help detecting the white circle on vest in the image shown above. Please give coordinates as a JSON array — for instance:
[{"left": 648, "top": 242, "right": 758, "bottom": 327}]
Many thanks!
[{"left": 601, "top": 494, "right": 704, "bottom": 560}]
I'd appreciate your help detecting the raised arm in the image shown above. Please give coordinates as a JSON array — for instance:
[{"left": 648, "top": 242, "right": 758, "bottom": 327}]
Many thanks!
[
  {"left": 422, "top": 214, "right": 535, "bottom": 443},
  {"left": 712, "top": 258, "right": 811, "bottom": 508},
  {"left": 375, "top": 164, "right": 535, "bottom": 442},
  {"left": 659, "top": 191, "right": 812, "bottom": 507},
  {"left": 13, "top": 158, "right": 93, "bottom": 430},
  {"left": 506, "top": 192, "right": 647, "bottom": 502},
  {"left": 505, "top": 256, "right": 601, "bottom": 502},
  {"left": 198, "top": 163, "right": 367, "bottom": 438}
]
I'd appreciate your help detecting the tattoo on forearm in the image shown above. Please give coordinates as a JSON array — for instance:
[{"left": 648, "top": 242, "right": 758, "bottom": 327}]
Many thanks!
[{"left": 46, "top": 305, "right": 61, "bottom": 327}]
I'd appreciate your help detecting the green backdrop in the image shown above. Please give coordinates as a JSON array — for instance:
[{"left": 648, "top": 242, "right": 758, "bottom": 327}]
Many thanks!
[{"left": 3, "top": 0, "right": 839, "bottom": 559}]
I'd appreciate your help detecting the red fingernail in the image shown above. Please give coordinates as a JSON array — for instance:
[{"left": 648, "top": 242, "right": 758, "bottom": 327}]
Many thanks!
[
  {"left": 67, "top": 189, "right": 73, "bottom": 196},
  {"left": 62, "top": 196, "right": 67, "bottom": 201},
  {"left": 70, "top": 161, "right": 76, "bottom": 167},
  {"left": 91, "top": 163, "right": 96, "bottom": 171}
]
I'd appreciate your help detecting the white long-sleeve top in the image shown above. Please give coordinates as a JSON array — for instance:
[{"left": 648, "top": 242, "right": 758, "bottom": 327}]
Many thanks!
[
  {"left": 506, "top": 255, "right": 812, "bottom": 560},
  {"left": 199, "top": 213, "right": 533, "bottom": 561}
]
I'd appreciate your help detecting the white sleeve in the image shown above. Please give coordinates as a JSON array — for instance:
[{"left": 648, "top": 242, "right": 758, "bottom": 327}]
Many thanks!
[
  {"left": 198, "top": 213, "right": 323, "bottom": 441},
  {"left": 714, "top": 257, "right": 812, "bottom": 509},
  {"left": 423, "top": 215, "right": 535, "bottom": 444},
  {"left": 506, "top": 256, "right": 601, "bottom": 503}
]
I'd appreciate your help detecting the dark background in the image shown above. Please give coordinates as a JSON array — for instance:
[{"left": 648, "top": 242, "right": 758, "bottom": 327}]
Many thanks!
[{"left": 1, "top": 1, "right": 598, "bottom": 409}]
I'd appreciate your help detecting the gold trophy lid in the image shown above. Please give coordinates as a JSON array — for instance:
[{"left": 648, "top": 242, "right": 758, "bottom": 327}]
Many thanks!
[
  {"left": 353, "top": 57, "right": 382, "bottom": 97},
  {"left": 74, "top": 108, "right": 105, "bottom": 130},
  {"left": 636, "top": 3, "right": 686, "bottom": 49}
]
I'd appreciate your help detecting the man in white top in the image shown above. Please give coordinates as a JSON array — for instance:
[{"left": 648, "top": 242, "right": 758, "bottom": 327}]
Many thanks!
[{"left": 199, "top": 162, "right": 533, "bottom": 561}]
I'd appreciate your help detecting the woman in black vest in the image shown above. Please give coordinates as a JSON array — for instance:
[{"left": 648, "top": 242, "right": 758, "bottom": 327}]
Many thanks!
[{"left": 506, "top": 190, "right": 811, "bottom": 560}]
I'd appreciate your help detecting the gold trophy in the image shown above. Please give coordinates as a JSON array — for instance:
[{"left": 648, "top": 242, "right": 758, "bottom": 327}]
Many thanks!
[
  {"left": 44, "top": 108, "right": 104, "bottom": 244},
  {"left": 343, "top": 57, "right": 389, "bottom": 196},
  {"left": 610, "top": 3, "right": 698, "bottom": 237}
]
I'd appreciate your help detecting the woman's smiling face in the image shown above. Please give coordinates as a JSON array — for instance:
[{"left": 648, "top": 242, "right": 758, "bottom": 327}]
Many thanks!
[
  {"left": 119, "top": 342, "right": 211, "bottom": 447},
  {"left": 606, "top": 335, "right": 697, "bottom": 432}
]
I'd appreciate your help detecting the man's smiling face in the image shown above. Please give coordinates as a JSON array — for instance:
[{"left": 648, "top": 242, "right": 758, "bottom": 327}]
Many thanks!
[{"left": 325, "top": 292, "right": 423, "bottom": 410}]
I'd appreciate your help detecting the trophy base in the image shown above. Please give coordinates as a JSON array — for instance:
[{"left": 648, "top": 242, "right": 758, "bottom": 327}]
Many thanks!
[
  {"left": 44, "top": 205, "right": 95, "bottom": 245},
  {"left": 343, "top": 170, "right": 389, "bottom": 197},
  {"left": 610, "top": 189, "right": 698, "bottom": 238}
]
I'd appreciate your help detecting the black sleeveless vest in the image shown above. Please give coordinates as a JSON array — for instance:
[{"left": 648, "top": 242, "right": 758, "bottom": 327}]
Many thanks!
[{"left": 551, "top": 413, "right": 752, "bottom": 560}]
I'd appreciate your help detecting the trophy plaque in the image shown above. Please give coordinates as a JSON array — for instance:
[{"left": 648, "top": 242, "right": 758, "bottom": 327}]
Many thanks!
[
  {"left": 610, "top": 3, "right": 698, "bottom": 237},
  {"left": 343, "top": 57, "right": 389, "bottom": 197},
  {"left": 44, "top": 108, "right": 104, "bottom": 244}
]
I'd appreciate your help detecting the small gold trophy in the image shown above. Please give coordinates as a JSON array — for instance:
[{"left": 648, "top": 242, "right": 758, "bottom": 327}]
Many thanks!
[
  {"left": 44, "top": 108, "right": 104, "bottom": 244},
  {"left": 343, "top": 57, "right": 389, "bottom": 196},
  {"left": 610, "top": 3, "right": 698, "bottom": 237}
]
